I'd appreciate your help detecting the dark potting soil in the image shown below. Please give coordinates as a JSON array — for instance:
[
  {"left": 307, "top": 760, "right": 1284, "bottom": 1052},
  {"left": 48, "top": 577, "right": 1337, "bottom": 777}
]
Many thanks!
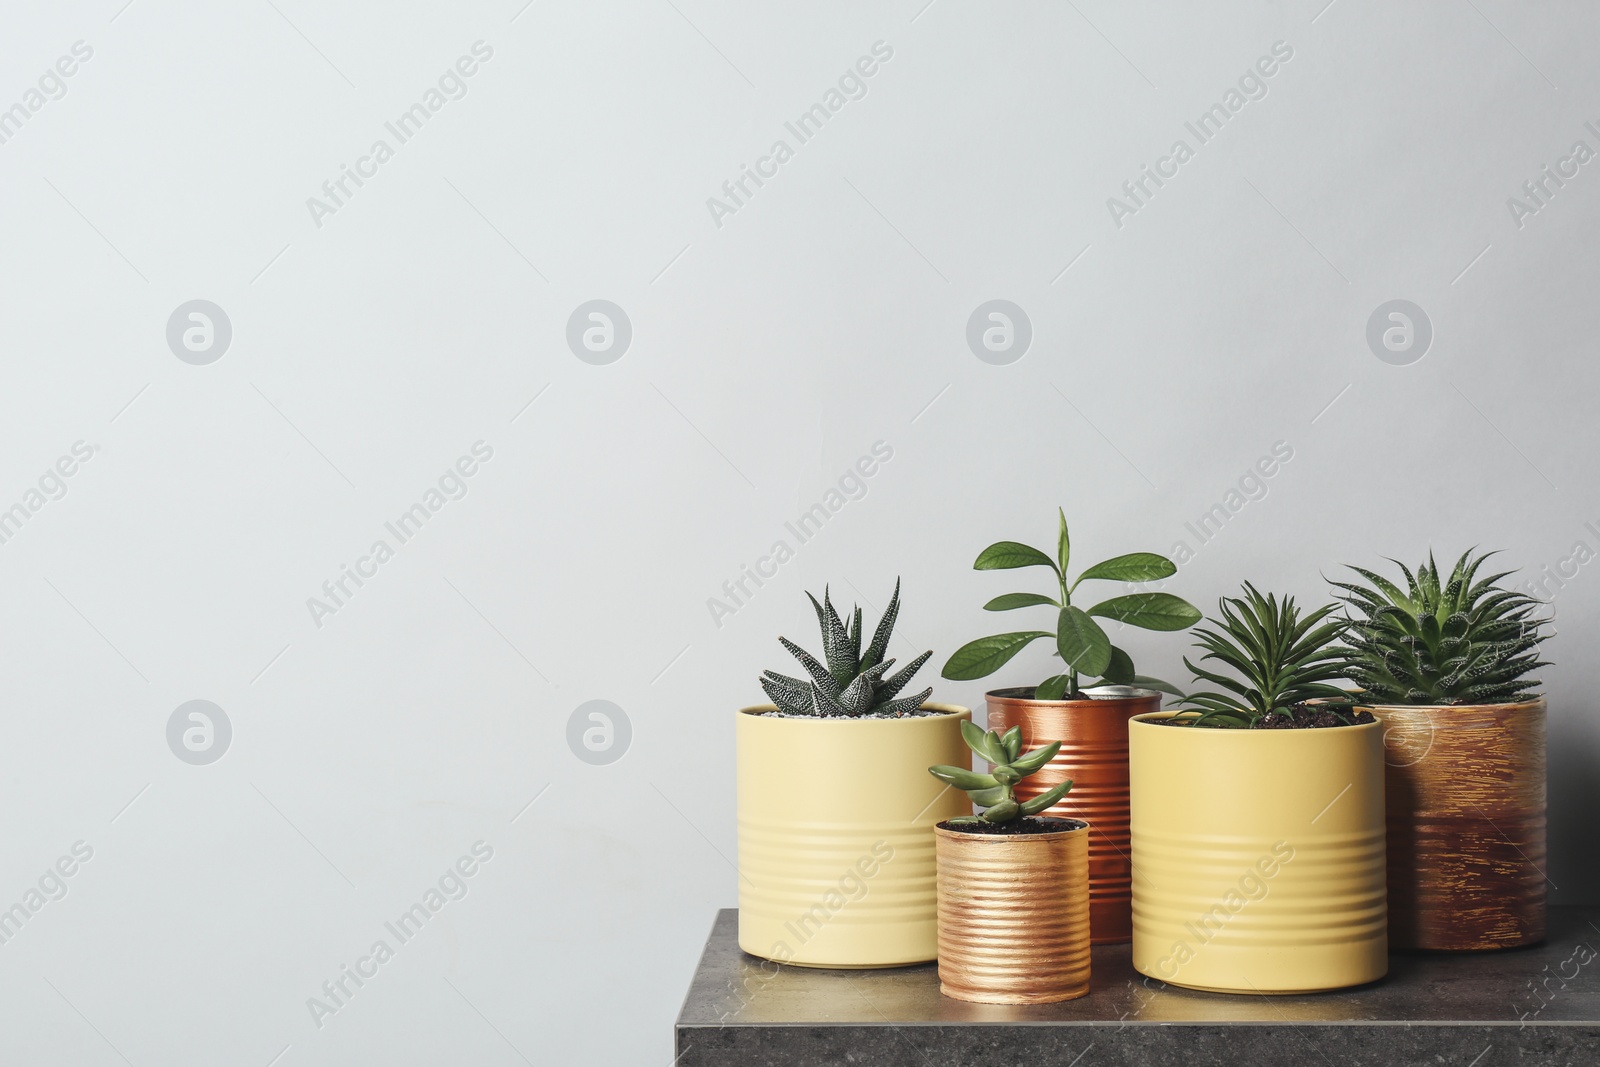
[
  {"left": 1258, "top": 706, "right": 1375, "bottom": 729},
  {"left": 938, "top": 816, "right": 1086, "bottom": 836},
  {"left": 1158, "top": 704, "right": 1376, "bottom": 729},
  {"left": 755, "top": 708, "right": 947, "bottom": 719}
]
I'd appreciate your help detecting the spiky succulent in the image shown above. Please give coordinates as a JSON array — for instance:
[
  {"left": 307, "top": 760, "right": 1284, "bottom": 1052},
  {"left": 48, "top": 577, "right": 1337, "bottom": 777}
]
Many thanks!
[
  {"left": 1173, "top": 583, "right": 1352, "bottom": 728},
  {"left": 759, "top": 580, "right": 933, "bottom": 717},
  {"left": 1331, "top": 550, "right": 1549, "bottom": 705},
  {"left": 929, "top": 720, "right": 1072, "bottom": 825}
]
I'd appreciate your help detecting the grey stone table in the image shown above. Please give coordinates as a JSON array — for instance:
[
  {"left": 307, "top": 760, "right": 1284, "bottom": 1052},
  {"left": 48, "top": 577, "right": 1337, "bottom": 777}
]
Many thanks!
[{"left": 675, "top": 907, "right": 1600, "bottom": 1066}]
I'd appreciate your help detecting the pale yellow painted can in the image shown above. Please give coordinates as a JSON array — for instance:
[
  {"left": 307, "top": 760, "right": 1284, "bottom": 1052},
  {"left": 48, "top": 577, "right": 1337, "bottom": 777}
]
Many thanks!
[
  {"left": 736, "top": 703, "right": 971, "bottom": 967},
  {"left": 1129, "top": 713, "right": 1388, "bottom": 993}
]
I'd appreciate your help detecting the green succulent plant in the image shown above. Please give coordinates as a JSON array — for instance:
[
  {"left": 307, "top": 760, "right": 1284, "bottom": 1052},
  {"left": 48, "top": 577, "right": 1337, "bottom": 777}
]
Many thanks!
[
  {"left": 1331, "top": 550, "right": 1549, "bottom": 706},
  {"left": 929, "top": 720, "right": 1073, "bottom": 825},
  {"left": 759, "top": 580, "right": 933, "bottom": 717},
  {"left": 941, "top": 508, "right": 1201, "bottom": 699},
  {"left": 1173, "top": 583, "right": 1352, "bottom": 728}
]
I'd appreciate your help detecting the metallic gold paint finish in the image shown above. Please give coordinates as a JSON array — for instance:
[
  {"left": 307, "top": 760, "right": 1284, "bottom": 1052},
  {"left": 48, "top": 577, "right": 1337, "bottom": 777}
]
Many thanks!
[
  {"left": 985, "top": 686, "right": 1161, "bottom": 944},
  {"left": 1366, "top": 698, "right": 1547, "bottom": 951},
  {"left": 1129, "top": 713, "right": 1388, "bottom": 993},
  {"left": 934, "top": 821, "right": 1091, "bottom": 1004},
  {"left": 736, "top": 703, "right": 971, "bottom": 968}
]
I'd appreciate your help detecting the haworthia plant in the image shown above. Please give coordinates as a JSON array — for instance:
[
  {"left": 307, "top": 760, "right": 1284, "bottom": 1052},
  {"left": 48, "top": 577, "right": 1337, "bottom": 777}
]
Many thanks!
[
  {"left": 941, "top": 508, "right": 1201, "bottom": 699},
  {"left": 759, "top": 580, "right": 934, "bottom": 717},
  {"left": 929, "top": 720, "right": 1073, "bottom": 826},
  {"left": 1331, "top": 549, "right": 1550, "bottom": 705}
]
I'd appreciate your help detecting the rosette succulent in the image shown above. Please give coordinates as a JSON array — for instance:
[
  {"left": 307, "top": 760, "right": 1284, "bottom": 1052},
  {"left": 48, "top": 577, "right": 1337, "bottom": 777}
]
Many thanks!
[
  {"left": 929, "top": 720, "right": 1073, "bottom": 825},
  {"left": 1331, "top": 549, "right": 1550, "bottom": 705},
  {"left": 759, "top": 580, "right": 933, "bottom": 717}
]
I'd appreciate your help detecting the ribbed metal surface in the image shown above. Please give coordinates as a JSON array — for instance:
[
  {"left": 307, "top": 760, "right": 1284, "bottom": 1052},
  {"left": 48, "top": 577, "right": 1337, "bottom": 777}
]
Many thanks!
[
  {"left": 736, "top": 705, "right": 971, "bottom": 968},
  {"left": 1132, "top": 828, "right": 1388, "bottom": 945},
  {"left": 1370, "top": 699, "right": 1547, "bottom": 951},
  {"left": 986, "top": 686, "right": 1160, "bottom": 944},
  {"left": 1129, "top": 714, "right": 1389, "bottom": 993},
  {"left": 739, "top": 820, "right": 940, "bottom": 925},
  {"left": 935, "top": 823, "right": 1091, "bottom": 1004}
]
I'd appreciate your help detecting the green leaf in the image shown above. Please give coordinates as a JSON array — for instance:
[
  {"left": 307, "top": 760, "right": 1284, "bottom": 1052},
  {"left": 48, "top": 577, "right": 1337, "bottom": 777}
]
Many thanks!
[
  {"left": 1000, "top": 726, "right": 1022, "bottom": 762},
  {"left": 960, "top": 720, "right": 1009, "bottom": 764},
  {"left": 1076, "top": 552, "right": 1177, "bottom": 585},
  {"left": 986, "top": 730, "right": 1008, "bottom": 764},
  {"left": 974, "top": 541, "right": 1059, "bottom": 573},
  {"left": 809, "top": 590, "right": 856, "bottom": 685},
  {"left": 1020, "top": 780, "right": 1073, "bottom": 816},
  {"left": 928, "top": 764, "right": 1000, "bottom": 790},
  {"left": 1056, "top": 507, "right": 1070, "bottom": 574},
  {"left": 1057, "top": 606, "right": 1112, "bottom": 676},
  {"left": 860, "top": 578, "right": 901, "bottom": 671},
  {"left": 1008, "top": 740, "right": 1061, "bottom": 776},
  {"left": 778, "top": 637, "right": 842, "bottom": 698},
  {"left": 1035, "top": 674, "right": 1072, "bottom": 700},
  {"left": 1088, "top": 592, "right": 1202, "bottom": 632},
  {"left": 878, "top": 651, "right": 931, "bottom": 701},
  {"left": 941, "top": 632, "right": 1052, "bottom": 680},
  {"left": 983, "top": 592, "right": 1059, "bottom": 611},
  {"left": 1102, "top": 646, "right": 1135, "bottom": 685},
  {"left": 980, "top": 798, "right": 1020, "bottom": 824},
  {"left": 874, "top": 687, "right": 932, "bottom": 717}
]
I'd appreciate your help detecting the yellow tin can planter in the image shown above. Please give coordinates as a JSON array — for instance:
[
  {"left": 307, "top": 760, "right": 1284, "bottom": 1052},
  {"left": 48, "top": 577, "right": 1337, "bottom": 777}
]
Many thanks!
[
  {"left": 736, "top": 703, "right": 970, "bottom": 968},
  {"left": 1129, "top": 713, "right": 1388, "bottom": 993}
]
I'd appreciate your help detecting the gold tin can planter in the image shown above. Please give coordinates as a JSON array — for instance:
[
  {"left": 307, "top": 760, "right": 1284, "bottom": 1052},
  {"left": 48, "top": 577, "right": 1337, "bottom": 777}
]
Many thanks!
[
  {"left": 934, "top": 818, "right": 1091, "bottom": 1004},
  {"left": 736, "top": 703, "right": 970, "bottom": 968},
  {"left": 1129, "top": 713, "right": 1388, "bottom": 994},
  {"left": 1366, "top": 698, "right": 1547, "bottom": 951},
  {"left": 985, "top": 685, "right": 1160, "bottom": 945}
]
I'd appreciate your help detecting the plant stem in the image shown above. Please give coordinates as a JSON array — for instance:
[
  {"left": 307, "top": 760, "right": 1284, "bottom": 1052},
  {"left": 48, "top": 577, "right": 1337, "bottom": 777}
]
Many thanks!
[{"left": 1060, "top": 569, "right": 1076, "bottom": 696}]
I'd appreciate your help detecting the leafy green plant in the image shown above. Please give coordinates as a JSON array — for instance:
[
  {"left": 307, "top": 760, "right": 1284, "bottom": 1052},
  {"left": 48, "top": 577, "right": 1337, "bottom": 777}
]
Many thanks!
[
  {"left": 1331, "top": 550, "right": 1549, "bottom": 705},
  {"left": 941, "top": 508, "right": 1201, "bottom": 699},
  {"left": 759, "top": 580, "right": 933, "bottom": 717},
  {"left": 929, "top": 720, "right": 1073, "bottom": 826},
  {"left": 1172, "top": 583, "right": 1352, "bottom": 728}
]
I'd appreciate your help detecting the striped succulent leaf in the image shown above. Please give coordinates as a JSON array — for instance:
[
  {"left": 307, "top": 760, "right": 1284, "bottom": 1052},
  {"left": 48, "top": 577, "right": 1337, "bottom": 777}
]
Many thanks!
[
  {"left": 761, "top": 579, "right": 933, "bottom": 717},
  {"left": 1331, "top": 550, "right": 1549, "bottom": 706}
]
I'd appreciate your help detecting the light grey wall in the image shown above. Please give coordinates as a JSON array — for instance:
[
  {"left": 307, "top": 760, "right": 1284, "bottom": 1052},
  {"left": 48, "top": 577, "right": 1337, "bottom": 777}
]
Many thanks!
[{"left": 2, "top": 0, "right": 1596, "bottom": 1063}]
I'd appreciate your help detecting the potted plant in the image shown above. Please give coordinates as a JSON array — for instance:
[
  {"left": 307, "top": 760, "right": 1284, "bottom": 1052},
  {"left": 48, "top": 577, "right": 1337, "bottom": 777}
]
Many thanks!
[
  {"left": 1332, "top": 550, "right": 1551, "bottom": 951},
  {"left": 940, "top": 507, "right": 1200, "bottom": 943},
  {"left": 929, "top": 721, "right": 1089, "bottom": 1003},
  {"left": 1128, "top": 584, "right": 1388, "bottom": 993},
  {"left": 737, "top": 580, "right": 970, "bottom": 968}
]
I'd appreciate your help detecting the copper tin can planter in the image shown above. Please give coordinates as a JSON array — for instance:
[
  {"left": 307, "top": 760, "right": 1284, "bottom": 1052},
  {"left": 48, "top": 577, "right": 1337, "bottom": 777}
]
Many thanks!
[
  {"left": 934, "top": 818, "right": 1091, "bottom": 1004},
  {"left": 1367, "top": 698, "right": 1547, "bottom": 951},
  {"left": 985, "top": 685, "right": 1160, "bottom": 944}
]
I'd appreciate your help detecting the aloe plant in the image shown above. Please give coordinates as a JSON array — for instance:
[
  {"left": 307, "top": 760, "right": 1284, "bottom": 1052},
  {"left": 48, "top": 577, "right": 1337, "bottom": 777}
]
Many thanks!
[
  {"left": 759, "top": 580, "right": 933, "bottom": 717},
  {"left": 941, "top": 508, "right": 1201, "bottom": 699},
  {"left": 1331, "top": 550, "right": 1549, "bottom": 705},
  {"left": 1174, "top": 583, "right": 1352, "bottom": 728},
  {"left": 929, "top": 721, "right": 1073, "bottom": 825}
]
